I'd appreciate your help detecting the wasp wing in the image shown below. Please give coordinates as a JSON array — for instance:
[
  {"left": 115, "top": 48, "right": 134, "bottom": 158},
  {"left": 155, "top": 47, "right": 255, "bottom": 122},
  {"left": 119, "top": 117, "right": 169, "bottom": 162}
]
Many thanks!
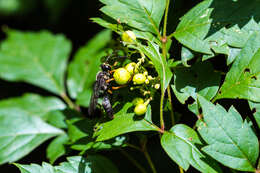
[
  {"left": 88, "top": 80, "right": 99, "bottom": 116},
  {"left": 102, "top": 95, "right": 114, "bottom": 119}
]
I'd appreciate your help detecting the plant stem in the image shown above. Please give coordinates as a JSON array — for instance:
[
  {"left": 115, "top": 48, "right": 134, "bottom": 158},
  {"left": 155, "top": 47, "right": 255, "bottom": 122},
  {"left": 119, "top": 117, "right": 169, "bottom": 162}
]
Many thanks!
[
  {"left": 126, "top": 143, "right": 142, "bottom": 152},
  {"left": 61, "top": 92, "right": 78, "bottom": 110},
  {"left": 163, "top": 0, "right": 170, "bottom": 37},
  {"left": 167, "top": 32, "right": 175, "bottom": 40},
  {"left": 167, "top": 86, "right": 175, "bottom": 125},
  {"left": 160, "top": 90, "right": 165, "bottom": 130},
  {"left": 143, "top": 145, "right": 157, "bottom": 173},
  {"left": 179, "top": 166, "right": 184, "bottom": 173},
  {"left": 120, "top": 149, "right": 147, "bottom": 173}
]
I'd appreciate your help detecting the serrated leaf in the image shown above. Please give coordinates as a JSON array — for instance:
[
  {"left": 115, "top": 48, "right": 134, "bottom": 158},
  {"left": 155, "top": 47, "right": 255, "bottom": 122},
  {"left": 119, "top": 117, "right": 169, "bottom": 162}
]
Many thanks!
[
  {"left": 181, "top": 47, "right": 194, "bottom": 67},
  {"left": 161, "top": 124, "right": 221, "bottom": 173},
  {"left": 67, "top": 117, "right": 126, "bottom": 151},
  {"left": 99, "top": 0, "right": 166, "bottom": 34},
  {"left": 15, "top": 155, "right": 118, "bottom": 173},
  {"left": 67, "top": 30, "right": 111, "bottom": 104},
  {"left": 47, "top": 134, "right": 69, "bottom": 164},
  {"left": 173, "top": 0, "right": 260, "bottom": 60},
  {"left": 197, "top": 95, "right": 259, "bottom": 172},
  {"left": 138, "top": 41, "right": 173, "bottom": 93},
  {"left": 172, "top": 61, "right": 221, "bottom": 114},
  {"left": 0, "top": 93, "right": 65, "bottom": 120},
  {"left": 216, "top": 32, "right": 260, "bottom": 102},
  {"left": 92, "top": 17, "right": 160, "bottom": 43},
  {"left": 248, "top": 101, "right": 260, "bottom": 129},
  {"left": 0, "top": 112, "right": 63, "bottom": 164},
  {"left": 0, "top": 30, "right": 71, "bottom": 95},
  {"left": 94, "top": 104, "right": 159, "bottom": 141}
]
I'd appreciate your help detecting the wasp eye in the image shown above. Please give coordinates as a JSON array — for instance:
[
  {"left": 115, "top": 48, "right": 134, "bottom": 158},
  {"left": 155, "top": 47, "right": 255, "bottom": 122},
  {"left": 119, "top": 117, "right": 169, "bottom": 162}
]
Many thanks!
[{"left": 101, "top": 64, "right": 111, "bottom": 71}]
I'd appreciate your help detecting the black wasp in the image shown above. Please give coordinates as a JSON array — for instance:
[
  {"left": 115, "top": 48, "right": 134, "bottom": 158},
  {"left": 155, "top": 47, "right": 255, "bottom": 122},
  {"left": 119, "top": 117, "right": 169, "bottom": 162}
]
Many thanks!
[{"left": 88, "top": 62, "right": 114, "bottom": 119}]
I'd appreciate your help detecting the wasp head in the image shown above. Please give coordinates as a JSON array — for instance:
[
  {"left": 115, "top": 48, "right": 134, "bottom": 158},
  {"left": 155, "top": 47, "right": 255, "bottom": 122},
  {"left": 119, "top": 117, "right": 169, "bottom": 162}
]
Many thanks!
[{"left": 101, "top": 63, "right": 111, "bottom": 72}]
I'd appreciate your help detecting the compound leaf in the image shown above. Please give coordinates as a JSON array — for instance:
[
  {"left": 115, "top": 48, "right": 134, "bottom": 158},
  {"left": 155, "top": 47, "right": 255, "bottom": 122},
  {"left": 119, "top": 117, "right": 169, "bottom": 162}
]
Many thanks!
[
  {"left": 161, "top": 124, "right": 221, "bottom": 173},
  {"left": 138, "top": 41, "right": 173, "bottom": 93},
  {"left": 0, "top": 93, "right": 65, "bottom": 120},
  {"left": 248, "top": 101, "right": 260, "bottom": 129},
  {"left": 47, "top": 134, "right": 69, "bottom": 164},
  {"left": 172, "top": 61, "right": 220, "bottom": 114},
  {"left": 173, "top": 0, "right": 260, "bottom": 60},
  {"left": 0, "top": 112, "right": 63, "bottom": 164},
  {"left": 216, "top": 32, "right": 260, "bottom": 102},
  {"left": 94, "top": 104, "right": 159, "bottom": 141},
  {"left": 15, "top": 155, "right": 118, "bottom": 173},
  {"left": 0, "top": 29, "right": 71, "bottom": 95},
  {"left": 99, "top": 0, "right": 166, "bottom": 34},
  {"left": 197, "top": 95, "right": 259, "bottom": 172}
]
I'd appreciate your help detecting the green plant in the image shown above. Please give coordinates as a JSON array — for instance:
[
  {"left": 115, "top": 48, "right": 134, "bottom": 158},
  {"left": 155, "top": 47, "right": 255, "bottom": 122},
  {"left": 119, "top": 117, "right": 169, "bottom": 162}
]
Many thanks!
[{"left": 0, "top": 0, "right": 260, "bottom": 172}]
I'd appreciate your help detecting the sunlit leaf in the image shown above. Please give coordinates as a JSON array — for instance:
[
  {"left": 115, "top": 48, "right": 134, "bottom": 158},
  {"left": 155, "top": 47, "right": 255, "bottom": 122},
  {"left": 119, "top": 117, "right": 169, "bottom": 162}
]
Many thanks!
[
  {"left": 216, "top": 32, "right": 260, "bottom": 102},
  {"left": 0, "top": 29, "right": 71, "bottom": 95},
  {"left": 161, "top": 124, "right": 222, "bottom": 172},
  {"left": 94, "top": 104, "right": 159, "bottom": 141},
  {"left": 197, "top": 95, "right": 259, "bottom": 172},
  {"left": 138, "top": 41, "right": 173, "bottom": 93},
  {"left": 99, "top": 0, "right": 166, "bottom": 34},
  {"left": 15, "top": 155, "right": 119, "bottom": 173}
]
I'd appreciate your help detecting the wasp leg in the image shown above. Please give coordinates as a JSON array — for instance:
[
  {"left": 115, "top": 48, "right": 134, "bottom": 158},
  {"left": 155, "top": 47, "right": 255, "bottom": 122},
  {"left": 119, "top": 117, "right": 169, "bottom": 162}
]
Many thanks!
[
  {"left": 113, "top": 61, "right": 118, "bottom": 66},
  {"left": 107, "top": 89, "right": 113, "bottom": 94},
  {"left": 106, "top": 78, "right": 114, "bottom": 83},
  {"left": 109, "top": 70, "right": 116, "bottom": 74},
  {"left": 111, "top": 85, "right": 127, "bottom": 90}
]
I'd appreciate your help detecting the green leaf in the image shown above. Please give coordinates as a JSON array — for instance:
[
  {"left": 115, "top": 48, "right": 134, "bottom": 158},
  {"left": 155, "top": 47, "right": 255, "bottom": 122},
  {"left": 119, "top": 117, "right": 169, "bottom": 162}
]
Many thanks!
[
  {"left": 173, "top": 0, "right": 260, "bottom": 60},
  {"left": 47, "top": 134, "right": 69, "bottom": 164},
  {"left": 0, "top": 29, "right": 71, "bottom": 95},
  {"left": 99, "top": 0, "right": 166, "bottom": 34},
  {"left": 161, "top": 124, "right": 221, "bottom": 172},
  {"left": 67, "top": 116, "right": 126, "bottom": 152},
  {"left": 248, "top": 101, "right": 260, "bottom": 129},
  {"left": 92, "top": 17, "right": 160, "bottom": 43},
  {"left": 15, "top": 155, "right": 119, "bottom": 173},
  {"left": 138, "top": 41, "right": 173, "bottom": 93},
  {"left": 197, "top": 95, "right": 259, "bottom": 172},
  {"left": 181, "top": 47, "right": 194, "bottom": 67},
  {"left": 0, "top": 0, "right": 36, "bottom": 16},
  {"left": 67, "top": 30, "right": 111, "bottom": 106},
  {"left": 91, "top": 18, "right": 124, "bottom": 33},
  {"left": 0, "top": 93, "right": 65, "bottom": 120},
  {"left": 94, "top": 104, "right": 159, "bottom": 141},
  {"left": 0, "top": 112, "right": 63, "bottom": 164},
  {"left": 216, "top": 32, "right": 260, "bottom": 102},
  {"left": 172, "top": 61, "right": 221, "bottom": 114}
]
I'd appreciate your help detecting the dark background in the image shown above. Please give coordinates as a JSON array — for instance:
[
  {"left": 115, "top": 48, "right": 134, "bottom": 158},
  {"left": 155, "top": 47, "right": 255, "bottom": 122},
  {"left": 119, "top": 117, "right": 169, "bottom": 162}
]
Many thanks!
[{"left": 0, "top": 0, "right": 237, "bottom": 172}]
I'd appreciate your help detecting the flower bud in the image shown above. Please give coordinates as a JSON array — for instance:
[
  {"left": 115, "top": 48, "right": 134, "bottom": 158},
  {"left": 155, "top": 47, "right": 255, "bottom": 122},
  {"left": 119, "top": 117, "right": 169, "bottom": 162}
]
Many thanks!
[
  {"left": 125, "top": 62, "right": 137, "bottom": 75},
  {"left": 113, "top": 68, "right": 131, "bottom": 85},
  {"left": 134, "top": 103, "right": 147, "bottom": 115},
  {"left": 132, "top": 97, "right": 144, "bottom": 105},
  {"left": 122, "top": 30, "right": 136, "bottom": 43},
  {"left": 154, "top": 84, "right": 160, "bottom": 89},
  {"left": 133, "top": 73, "right": 146, "bottom": 85}
]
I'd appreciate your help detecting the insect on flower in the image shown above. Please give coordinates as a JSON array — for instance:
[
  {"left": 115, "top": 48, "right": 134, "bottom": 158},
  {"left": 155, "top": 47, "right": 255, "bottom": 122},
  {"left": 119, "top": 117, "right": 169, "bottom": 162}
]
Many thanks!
[{"left": 88, "top": 53, "right": 130, "bottom": 119}]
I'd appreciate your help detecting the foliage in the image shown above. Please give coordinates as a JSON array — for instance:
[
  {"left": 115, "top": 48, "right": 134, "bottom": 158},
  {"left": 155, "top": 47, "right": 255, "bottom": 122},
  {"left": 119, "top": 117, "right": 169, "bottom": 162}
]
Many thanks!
[{"left": 0, "top": 0, "right": 260, "bottom": 172}]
